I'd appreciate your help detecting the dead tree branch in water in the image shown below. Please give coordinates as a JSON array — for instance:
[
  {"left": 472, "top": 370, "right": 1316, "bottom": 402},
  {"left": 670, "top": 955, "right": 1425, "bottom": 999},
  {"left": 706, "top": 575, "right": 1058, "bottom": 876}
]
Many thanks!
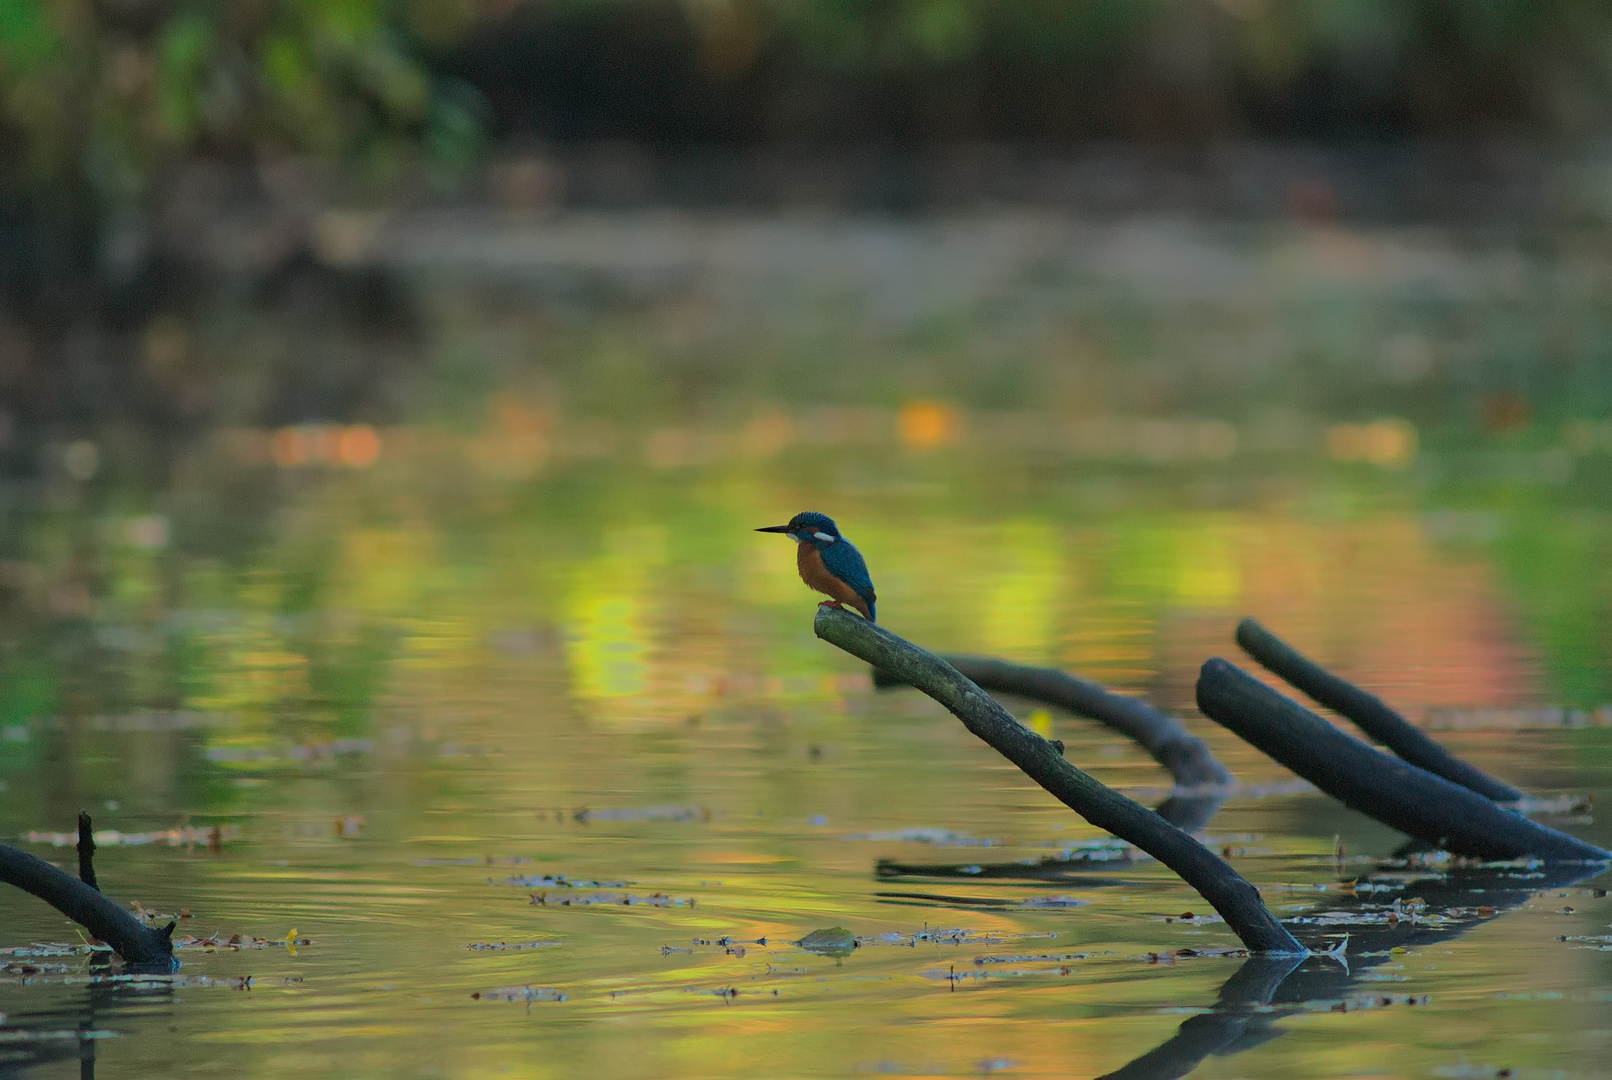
[
  {"left": 1196, "top": 658, "right": 1608, "bottom": 861},
  {"left": 0, "top": 815, "right": 175, "bottom": 970},
  {"left": 817, "top": 606, "right": 1305, "bottom": 955},
  {"left": 1235, "top": 618, "right": 1523, "bottom": 803},
  {"left": 875, "top": 655, "right": 1230, "bottom": 832},
  {"left": 873, "top": 657, "right": 1229, "bottom": 787}
]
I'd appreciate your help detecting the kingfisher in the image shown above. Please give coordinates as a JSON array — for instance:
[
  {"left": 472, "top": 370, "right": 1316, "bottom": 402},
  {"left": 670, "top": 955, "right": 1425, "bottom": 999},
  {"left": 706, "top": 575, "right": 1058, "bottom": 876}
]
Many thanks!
[{"left": 756, "top": 512, "right": 877, "bottom": 622}]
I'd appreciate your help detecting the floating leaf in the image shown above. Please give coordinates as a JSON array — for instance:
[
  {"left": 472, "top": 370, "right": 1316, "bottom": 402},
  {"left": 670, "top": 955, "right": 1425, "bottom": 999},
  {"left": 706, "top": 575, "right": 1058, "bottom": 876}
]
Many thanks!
[{"left": 796, "top": 927, "right": 857, "bottom": 957}]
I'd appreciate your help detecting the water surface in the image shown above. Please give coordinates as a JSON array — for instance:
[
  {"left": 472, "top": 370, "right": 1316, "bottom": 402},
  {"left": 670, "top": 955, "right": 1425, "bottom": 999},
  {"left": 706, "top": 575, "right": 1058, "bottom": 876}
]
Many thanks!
[{"left": 3, "top": 220, "right": 1612, "bottom": 1077}]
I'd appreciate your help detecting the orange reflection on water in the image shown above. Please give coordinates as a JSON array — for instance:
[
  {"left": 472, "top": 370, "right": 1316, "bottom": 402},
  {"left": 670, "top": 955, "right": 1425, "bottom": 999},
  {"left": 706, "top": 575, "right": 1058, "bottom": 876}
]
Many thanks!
[
  {"left": 268, "top": 424, "right": 385, "bottom": 468},
  {"left": 898, "top": 400, "right": 961, "bottom": 449}
]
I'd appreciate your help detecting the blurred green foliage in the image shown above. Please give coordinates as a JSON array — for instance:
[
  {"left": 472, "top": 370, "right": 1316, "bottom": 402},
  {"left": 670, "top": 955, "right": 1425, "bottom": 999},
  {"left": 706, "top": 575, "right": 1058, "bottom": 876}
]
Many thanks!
[
  {"left": 655, "top": 0, "right": 1612, "bottom": 110},
  {"left": 5, "top": 0, "right": 1612, "bottom": 210},
  {"left": 0, "top": 0, "right": 484, "bottom": 209},
  {"left": 741, "top": 0, "right": 1611, "bottom": 69}
]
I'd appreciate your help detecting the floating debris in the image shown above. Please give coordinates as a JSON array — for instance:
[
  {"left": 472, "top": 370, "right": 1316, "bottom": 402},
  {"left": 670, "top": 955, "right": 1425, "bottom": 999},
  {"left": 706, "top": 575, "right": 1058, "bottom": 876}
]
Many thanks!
[
  {"left": 1299, "top": 993, "right": 1431, "bottom": 1012},
  {"left": 530, "top": 892, "right": 691, "bottom": 908},
  {"left": 21, "top": 825, "right": 237, "bottom": 848},
  {"left": 204, "top": 739, "right": 373, "bottom": 762},
  {"left": 471, "top": 986, "right": 567, "bottom": 1003},
  {"left": 1424, "top": 705, "right": 1612, "bottom": 731},
  {"left": 130, "top": 902, "right": 193, "bottom": 925},
  {"left": 921, "top": 966, "right": 987, "bottom": 982},
  {"left": 1143, "top": 947, "right": 1250, "bottom": 964},
  {"left": 858, "top": 927, "right": 1054, "bottom": 948},
  {"left": 1285, "top": 910, "right": 1421, "bottom": 927},
  {"left": 842, "top": 828, "right": 1001, "bottom": 847},
  {"left": 1, "top": 945, "right": 88, "bottom": 958},
  {"left": 173, "top": 933, "right": 310, "bottom": 950},
  {"left": 104, "top": 972, "right": 301, "bottom": 989},
  {"left": 1511, "top": 793, "right": 1594, "bottom": 815},
  {"left": 1559, "top": 935, "right": 1612, "bottom": 950},
  {"left": 974, "top": 952, "right": 1094, "bottom": 965},
  {"left": 413, "top": 856, "right": 534, "bottom": 867},
  {"left": 463, "top": 941, "right": 563, "bottom": 951},
  {"left": 499, "top": 874, "right": 629, "bottom": 889},
  {"left": 572, "top": 806, "right": 709, "bottom": 823},
  {"left": 86, "top": 711, "right": 214, "bottom": 732},
  {"left": 0, "top": 1029, "right": 118, "bottom": 1043},
  {"left": 0, "top": 961, "right": 76, "bottom": 977}
]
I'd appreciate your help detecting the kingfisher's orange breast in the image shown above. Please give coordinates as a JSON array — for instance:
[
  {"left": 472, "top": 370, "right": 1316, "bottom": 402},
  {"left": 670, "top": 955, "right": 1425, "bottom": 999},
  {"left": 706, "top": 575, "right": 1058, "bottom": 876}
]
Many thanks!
[{"left": 796, "top": 542, "right": 871, "bottom": 619}]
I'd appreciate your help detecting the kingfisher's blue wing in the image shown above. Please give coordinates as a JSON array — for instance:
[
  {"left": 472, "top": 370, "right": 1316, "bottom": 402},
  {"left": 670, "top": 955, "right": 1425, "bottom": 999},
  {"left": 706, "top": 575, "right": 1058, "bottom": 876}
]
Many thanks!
[{"left": 821, "top": 539, "right": 877, "bottom": 621}]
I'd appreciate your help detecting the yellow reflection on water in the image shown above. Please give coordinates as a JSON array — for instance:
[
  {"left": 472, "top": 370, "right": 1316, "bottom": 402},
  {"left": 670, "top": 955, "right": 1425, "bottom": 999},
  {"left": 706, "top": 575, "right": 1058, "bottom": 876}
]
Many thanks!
[
  {"left": 978, "top": 519, "right": 1067, "bottom": 661},
  {"left": 566, "top": 527, "right": 664, "bottom": 705}
]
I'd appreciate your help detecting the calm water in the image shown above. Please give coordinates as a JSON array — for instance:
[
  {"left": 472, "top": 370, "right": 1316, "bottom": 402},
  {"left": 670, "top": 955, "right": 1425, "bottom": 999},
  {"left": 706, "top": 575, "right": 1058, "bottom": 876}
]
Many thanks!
[{"left": 4, "top": 220, "right": 1612, "bottom": 1077}]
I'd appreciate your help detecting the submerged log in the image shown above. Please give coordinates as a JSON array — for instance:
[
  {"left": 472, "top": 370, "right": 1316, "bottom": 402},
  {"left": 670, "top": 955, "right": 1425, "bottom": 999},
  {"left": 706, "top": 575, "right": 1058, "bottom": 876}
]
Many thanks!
[
  {"left": 1196, "top": 658, "right": 1609, "bottom": 862},
  {"left": 817, "top": 607, "right": 1305, "bottom": 955},
  {"left": 0, "top": 813, "right": 174, "bottom": 970},
  {"left": 873, "top": 655, "right": 1230, "bottom": 832},
  {"left": 874, "top": 656, "right": 1231, "bottom": 788},
  {"left": 1235, "top": 618, "right": 1523, "bottom": 803}
]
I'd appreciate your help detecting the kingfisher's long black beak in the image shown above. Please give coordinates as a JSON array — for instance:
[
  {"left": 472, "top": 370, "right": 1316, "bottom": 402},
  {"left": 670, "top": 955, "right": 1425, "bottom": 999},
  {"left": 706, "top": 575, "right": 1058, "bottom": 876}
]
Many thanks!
[{"left": 755, "top": 525, "right": 793, "bottom": 533}]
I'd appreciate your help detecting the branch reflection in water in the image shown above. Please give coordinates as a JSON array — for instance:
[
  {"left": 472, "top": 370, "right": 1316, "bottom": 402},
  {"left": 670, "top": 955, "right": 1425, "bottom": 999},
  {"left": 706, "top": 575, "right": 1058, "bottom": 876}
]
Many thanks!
[
  {"left": 0, "top": 970, "right": 177, "bottom": 1078},
  {"left": 1101, "top": 859, "right": 1603, "bottom": 1079}
]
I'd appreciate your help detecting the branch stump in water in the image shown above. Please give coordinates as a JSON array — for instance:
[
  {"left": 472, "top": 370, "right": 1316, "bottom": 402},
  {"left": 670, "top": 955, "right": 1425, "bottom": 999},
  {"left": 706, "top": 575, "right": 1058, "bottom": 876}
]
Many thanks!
[
  {"left": 77, "top": 811, "right": 99, "bottom": 892},
  {"left": 0, "top": 815, "right": 175, "bottom": 970}
]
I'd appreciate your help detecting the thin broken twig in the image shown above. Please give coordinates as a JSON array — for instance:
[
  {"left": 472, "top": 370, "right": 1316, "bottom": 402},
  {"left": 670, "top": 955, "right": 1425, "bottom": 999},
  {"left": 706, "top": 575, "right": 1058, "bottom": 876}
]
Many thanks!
[{"left": 77, "top": 811, "right": 98, "bottom": 892}]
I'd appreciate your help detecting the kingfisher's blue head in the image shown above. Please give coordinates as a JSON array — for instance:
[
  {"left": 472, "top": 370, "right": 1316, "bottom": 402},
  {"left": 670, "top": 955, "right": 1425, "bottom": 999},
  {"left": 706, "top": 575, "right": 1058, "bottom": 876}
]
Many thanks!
[{"left": 756, "top": 511, "right": 841, "bottom": 546}]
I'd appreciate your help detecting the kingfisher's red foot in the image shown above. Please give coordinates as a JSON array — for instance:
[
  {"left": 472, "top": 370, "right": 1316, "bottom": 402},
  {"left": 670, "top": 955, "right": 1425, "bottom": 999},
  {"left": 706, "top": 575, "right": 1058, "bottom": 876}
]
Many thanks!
[{"left": 819, "top": 600, "right": 845, "bottom": 610}]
